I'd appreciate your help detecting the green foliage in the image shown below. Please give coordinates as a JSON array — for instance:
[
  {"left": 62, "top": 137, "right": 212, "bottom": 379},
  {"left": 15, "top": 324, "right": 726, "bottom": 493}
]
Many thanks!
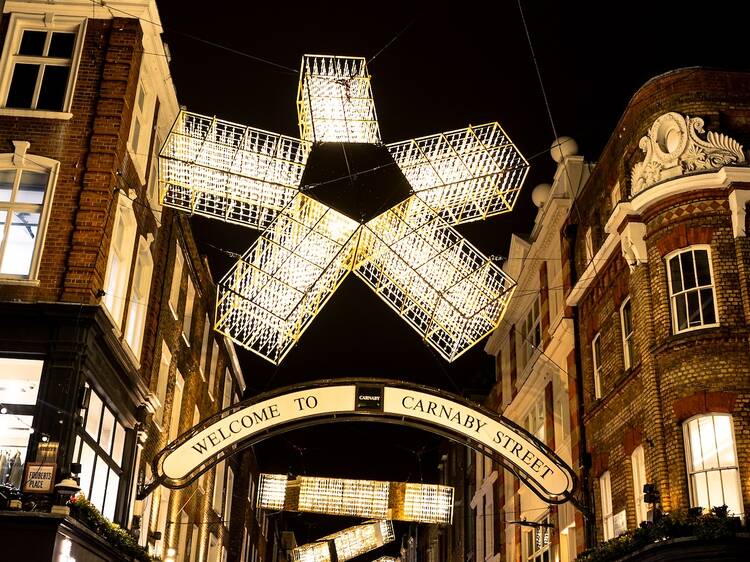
[
  {"left": 575, "top": 506, "right": 743, "bottom": 562},
  {"left": 67, "top": 495, "right": 160, "bottom": 562}
]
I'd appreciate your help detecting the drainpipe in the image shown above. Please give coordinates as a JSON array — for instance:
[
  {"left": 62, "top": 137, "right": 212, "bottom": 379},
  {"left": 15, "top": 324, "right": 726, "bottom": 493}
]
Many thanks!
[{"left": 564, "top": 223, "right": 596, "bottom": 549}]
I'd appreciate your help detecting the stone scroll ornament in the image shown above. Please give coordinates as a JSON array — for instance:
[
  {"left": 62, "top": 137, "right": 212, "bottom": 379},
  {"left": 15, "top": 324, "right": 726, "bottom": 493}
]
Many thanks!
[
  {"left": 159, "top": 55, "right": 529, "bottom": 364},
  {"left": 631, "top": 112, "right": 745, "bottom": 195}
]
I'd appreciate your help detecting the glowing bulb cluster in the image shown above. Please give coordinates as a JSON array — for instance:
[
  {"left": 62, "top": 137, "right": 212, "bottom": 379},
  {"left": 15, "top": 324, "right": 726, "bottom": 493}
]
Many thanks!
[{"left": 292, "top": 520, "right": 395, "bottom": 562}]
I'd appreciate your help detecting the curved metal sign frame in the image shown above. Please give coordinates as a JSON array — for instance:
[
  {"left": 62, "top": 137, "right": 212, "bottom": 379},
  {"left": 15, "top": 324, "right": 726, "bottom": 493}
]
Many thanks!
[{"left": 148, "top": 379, "right": 577, "bottom": 504}]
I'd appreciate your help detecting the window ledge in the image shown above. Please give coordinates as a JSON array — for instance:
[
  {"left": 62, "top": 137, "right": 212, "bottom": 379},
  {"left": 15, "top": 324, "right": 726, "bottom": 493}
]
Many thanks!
[
  {"left": 0, "top": 108, "right": 73, "bottom": 120},
  {"left": 0, "top": 277, "right": 40, "bottom": 286}
]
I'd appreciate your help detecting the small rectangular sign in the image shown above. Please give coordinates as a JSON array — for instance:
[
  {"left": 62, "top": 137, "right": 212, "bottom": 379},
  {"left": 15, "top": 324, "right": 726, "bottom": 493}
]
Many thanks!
[
  {"left": 23, "top": 463, "right": 56, "bottom": 493},
  {"left": 355, "top": 385, "right": 383, "bottom": 411}
]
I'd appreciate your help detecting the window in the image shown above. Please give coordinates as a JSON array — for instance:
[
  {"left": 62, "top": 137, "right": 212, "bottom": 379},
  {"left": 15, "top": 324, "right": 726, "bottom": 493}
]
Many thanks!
[
  {"left": 168, "top": 370, "right": 184, "bottom": 444},
  {"left": 75, "top": 385, "right": 127, "bottom": 520},
  {"left": 524, "top": 515, "right": 550, "bottom": 562},
  {"left": 154, "top": 487, "right": 170, "bottom": 557},
  {"left": 213, "top": 460, "right": 225, "bottom": 514},
  {"left": 130, "top": 81, "right": 149, "bottom": 156},
  {"left": 0, "top": 357, "right": 42, "bottom": 487},
  {"left": 683, "top": 414, "right": 743, "bottom": 516},
  {"left": 177, "top": 511, "right": 189, "bottom": 562},
  {"left": 592, "top": 332, "right": 602, "bottom": 399},
  {"left": 168, "top": 244, "right": 184, "bottom": 318},
  {"left": 667, "top": 247, "right": 718, "bottom": 333},
  {"left": 222, "top": 370, "right": 232, "bottom": 410},
  {"left": 189, "top": 524, "right": 200, "bottom": 562},
  {"left": 124, "top": 235, "right": 154, "bottom": 361},
  {"left": 154, "top": 341, "right": 172, "bottom": 426},
  {"left": 631, "top": 445, "right": 647, "bottom": 524},
  {"left": 526, "top": 395, "right": 545, "bottom": 442},
  {"left": 0, "top": 14, "right": 86, "bottom": 114},
  {"left": 207, "top": 532, "right": 219, "bottom": 562},
  {"left": 521, "top": 296, "right": 541, "bottom": 368},
  {"left": 599, "top": 471, "right": 614, "bottom": 540},
  {"left": 208, "top": 341, "right": 219, "bottom": 398},
  {"left": 620, "top": 297, "right": 633, "bottom": 370},
  {"left": 224, "top": 466, "right": 235, "bottom": 528},
  {"left": 0, "top": 146, "right": 58, "bottom": 279},
  {"left": 200, "top": 315, "right": 210, "bottom": 379},
  {"left": 103, "top": 193, "right": 137, "bottom": 328},
  {"left": 182, "top": 276, "right": 195, "bottom": 344},
  {"left": 584, "top": 227, "right": 594, "bottom": 263}
]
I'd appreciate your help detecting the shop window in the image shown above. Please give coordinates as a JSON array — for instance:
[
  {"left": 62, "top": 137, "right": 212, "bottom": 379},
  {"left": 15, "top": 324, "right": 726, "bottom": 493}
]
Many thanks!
[
  {"left": 631, "top": 445, "right": 647, "bottom": 524},
  {"left": 124, "top": 235, "right": 154, "bottom": 361},
  {"left": 102, "top": 193, "right": 137, "bottom": 328},
  {"left": 168, "top": 243, "right": 184, "bottom": 319},
  {"left": 667, "top": 247, "right": 718, "bottom": 333},
  {"left": 592, "top": 332, "right": 602, "bottom": 399},
  {"left": 620, "top": 297, "right": 633, "bottom": 370},
  {"left": 75, "top": 385, "right": 127, "bottom": 521},
  {"left": 0, "top": 14, "right": 86, "bottom": 114},
  {"left": 599, "top": 471, "right": 614, "bottom": 540},
  {"left": 683, "top": 414, "right": 743, "bottom": 516},
  {"left": 0, "top": 148, "right": 58, "bottom": 279},
  {"left": 0, "top": 357, "right": 42, "bottom": 487},
  {"left": 182, "top": 276, "right": 195, "bottom": 345},
  {"left": 154, "top": 341, "right": 171, "bottom": 427},
  {"left": 524, "top": 515, "right": 550, "bottom": 562}
]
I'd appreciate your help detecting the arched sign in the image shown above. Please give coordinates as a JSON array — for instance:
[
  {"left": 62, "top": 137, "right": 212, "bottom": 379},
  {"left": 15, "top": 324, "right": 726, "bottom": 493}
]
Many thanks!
[{"left": 148, "top": 379, "right": 577, "bottom": 504}]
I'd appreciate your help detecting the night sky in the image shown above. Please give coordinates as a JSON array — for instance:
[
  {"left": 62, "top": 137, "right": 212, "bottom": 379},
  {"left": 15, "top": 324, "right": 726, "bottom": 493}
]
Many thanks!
[{"left": 157, "top": 0, "right": 749, "bottom": 550}]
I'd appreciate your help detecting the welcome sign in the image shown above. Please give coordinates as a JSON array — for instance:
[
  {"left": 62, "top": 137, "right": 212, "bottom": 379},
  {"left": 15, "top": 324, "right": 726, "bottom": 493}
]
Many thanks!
[{"left": 153, "top": 380, "right": 575, "bottom": 503}]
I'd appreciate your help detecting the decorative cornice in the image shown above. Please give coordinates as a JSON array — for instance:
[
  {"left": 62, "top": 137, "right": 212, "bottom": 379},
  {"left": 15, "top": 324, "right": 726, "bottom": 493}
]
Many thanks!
[{"left": 631, "top": 112, "right": 745, "bottom": 195}]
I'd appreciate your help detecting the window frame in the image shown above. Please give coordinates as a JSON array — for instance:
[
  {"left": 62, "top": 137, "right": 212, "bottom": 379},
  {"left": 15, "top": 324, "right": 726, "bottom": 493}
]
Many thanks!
[
  {"left": 0, "top": 147, "right": 59, "bottom": 282},
  {"left": 666, "top": 245, "right": 719, "bottom": 334},
  {"left": 0, "top": 13, "right": 87, "bottom": 118},
  {"left": 592, "top": 332, "right": 602, "bottom": 400},
  {"left": 524, "top": 515, "right": 551, "bottom": 562},
  {"left": 599, "top": 471, "right": 614, "bottom": 541},
  {"left": 682, "top": 413, "right": 744, "bottom": 516},
  {"left": 631, "top": 445, "right": 647, "bottom": 525},
  {"left": 124, "top": 234, "right": 154, "bottom": 362},
  {"left": 620, "top": 297, "right": 634, "bottom": 370},
  {"left": 102, "top": 192, "right": 137, "bottom": 329}
]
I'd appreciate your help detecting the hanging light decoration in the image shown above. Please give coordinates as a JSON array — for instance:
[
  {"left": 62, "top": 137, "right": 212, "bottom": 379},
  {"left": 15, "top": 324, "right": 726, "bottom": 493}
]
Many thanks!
[
  {"left": 371, "top": 558, "right": 399, "bottom": 562},
  {"left": 292, "top": 520, "right": 395, "bottom": 562},
  {"left": 256, "top": 474, "right": 454, "bottom": 524},
  {"left": 160, "top": 54, "right": 528, "bottom": 365}
]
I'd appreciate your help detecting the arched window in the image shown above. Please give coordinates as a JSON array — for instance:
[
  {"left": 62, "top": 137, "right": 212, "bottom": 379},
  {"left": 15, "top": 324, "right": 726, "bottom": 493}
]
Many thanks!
[
  {"left": 683, "top": 413, "right": 743, "bottom": 516},
  {"left": 666, "top": 246, "right": 718, "bottom": 333},
  {"left": 0, "top": 142, "right": 58, "bottom": 280}
]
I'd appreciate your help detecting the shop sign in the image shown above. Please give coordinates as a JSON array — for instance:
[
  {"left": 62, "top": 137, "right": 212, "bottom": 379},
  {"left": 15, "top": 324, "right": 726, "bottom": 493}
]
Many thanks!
[{"left": 23, "top": 463, "right": 56, "bottom": 493}]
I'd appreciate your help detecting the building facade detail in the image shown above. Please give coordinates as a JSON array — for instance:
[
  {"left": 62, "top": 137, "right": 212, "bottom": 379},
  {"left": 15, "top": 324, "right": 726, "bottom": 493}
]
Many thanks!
[{"left": 630, "top": 112, "right": 745, "bottom": 195}]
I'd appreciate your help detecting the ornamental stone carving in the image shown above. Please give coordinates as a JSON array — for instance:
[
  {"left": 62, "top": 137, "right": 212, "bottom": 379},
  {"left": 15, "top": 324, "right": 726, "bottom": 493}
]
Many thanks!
[{"left": 630, "top": 112, "right": 745, "bottom": 195}]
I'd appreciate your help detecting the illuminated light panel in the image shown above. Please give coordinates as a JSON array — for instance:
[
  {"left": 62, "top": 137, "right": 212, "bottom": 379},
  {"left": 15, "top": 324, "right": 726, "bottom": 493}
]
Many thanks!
[
  {"left": 387, "top": 123, "right": 529, "bottom": 225},
  {"left": 257, "top": 473, "right": 288, "bottom": 510},
  {"left": 215, "top": 194, "right": 360, "bottom": 364},
  {"left": 292, "top": 521, "right": 395, "bottom": 562},
  {"left": 357, "top": 196, "right": 516, "bottom": 362},
  {"left": 257, "top": 474, "right": 454, "bottom": 524},
  {"left": 401, "top": 483, "right": 454, "bottom": 525},
  {"left": 297, "top": 54, "right": 380, "bottom": 143},
  {"left": 159, "top": 54, "right": 529, "bottom": 365},
  {"left": 372, "top": 558, "right": 398, "bottom": 562},
  {"left": 160, "top": 111, "right": 310, "bottom": 231}
]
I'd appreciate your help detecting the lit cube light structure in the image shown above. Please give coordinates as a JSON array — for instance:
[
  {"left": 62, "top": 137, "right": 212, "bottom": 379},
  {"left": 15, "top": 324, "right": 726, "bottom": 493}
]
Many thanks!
[
  {"left": 160, "top": 54, "right": 529, "bottom": 364},
  {"left": 257, "top": 474, "right": 454, "bottom": 525},
  {"left": 372, "top": 558, "right": 399, "bottom": 562},
  {"left": 292, "top": 520, "right": 395, "bottom": 562}
]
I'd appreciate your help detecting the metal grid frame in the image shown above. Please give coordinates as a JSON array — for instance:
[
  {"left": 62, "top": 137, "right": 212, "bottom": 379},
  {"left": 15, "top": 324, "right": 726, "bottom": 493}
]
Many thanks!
[
  {"left": 292, "top": 521, "right": 395, "bottom": 562},
  {"left": 215, "top": 194, "right": 360, "bottom": 364},
  {"left": 160, "top": 110, "right": 309, "bottom": 231},
  {"left": 387, "top": 123, "right": 529, "bottom": 224},
  {"left": 357, "top": 196, "right": 516, "bottom": 362},
  {"left": 297, "top": 54, "right": 381, "bottom": 143}
]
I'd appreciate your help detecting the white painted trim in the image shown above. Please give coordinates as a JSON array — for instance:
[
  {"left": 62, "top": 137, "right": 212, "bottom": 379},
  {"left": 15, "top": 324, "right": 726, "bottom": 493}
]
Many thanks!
[{"left": 0, "top": 108, "right": 73, "bottom": 119}]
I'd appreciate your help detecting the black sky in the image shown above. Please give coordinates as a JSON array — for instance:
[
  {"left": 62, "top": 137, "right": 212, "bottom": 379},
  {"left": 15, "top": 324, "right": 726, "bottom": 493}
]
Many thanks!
[{"left": 156, "top": 0, "right": 750, "bottom": 551}]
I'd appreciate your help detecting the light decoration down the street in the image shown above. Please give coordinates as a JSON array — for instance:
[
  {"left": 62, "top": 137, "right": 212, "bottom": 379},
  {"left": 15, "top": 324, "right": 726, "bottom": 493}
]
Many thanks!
[
  {"left": 160, "top": 54, "right": 529, "bottom": 364},
  {"left": 256, "top": 474, "right": 454, "bottom": 524},
  {"left": 372, "top": 558, "right": 398, "bottom": 562},
  {"left": 292, "top": 520, "right": 395, "bottom": 562}
]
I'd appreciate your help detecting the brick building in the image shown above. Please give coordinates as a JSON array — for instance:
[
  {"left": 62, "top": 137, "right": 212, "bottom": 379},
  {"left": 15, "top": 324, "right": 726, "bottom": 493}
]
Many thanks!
[
  {"left": 0, "top": 1, "right": 270, "bottom": 561},
  {"left": 472, "top": 67, "right": 750, "bottom": 562}
]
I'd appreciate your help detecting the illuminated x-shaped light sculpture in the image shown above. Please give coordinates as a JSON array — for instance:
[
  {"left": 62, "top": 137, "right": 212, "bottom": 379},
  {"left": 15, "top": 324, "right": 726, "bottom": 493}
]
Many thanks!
[{"left": 159, "top": 55, "right": 529, "bottom": 364}]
